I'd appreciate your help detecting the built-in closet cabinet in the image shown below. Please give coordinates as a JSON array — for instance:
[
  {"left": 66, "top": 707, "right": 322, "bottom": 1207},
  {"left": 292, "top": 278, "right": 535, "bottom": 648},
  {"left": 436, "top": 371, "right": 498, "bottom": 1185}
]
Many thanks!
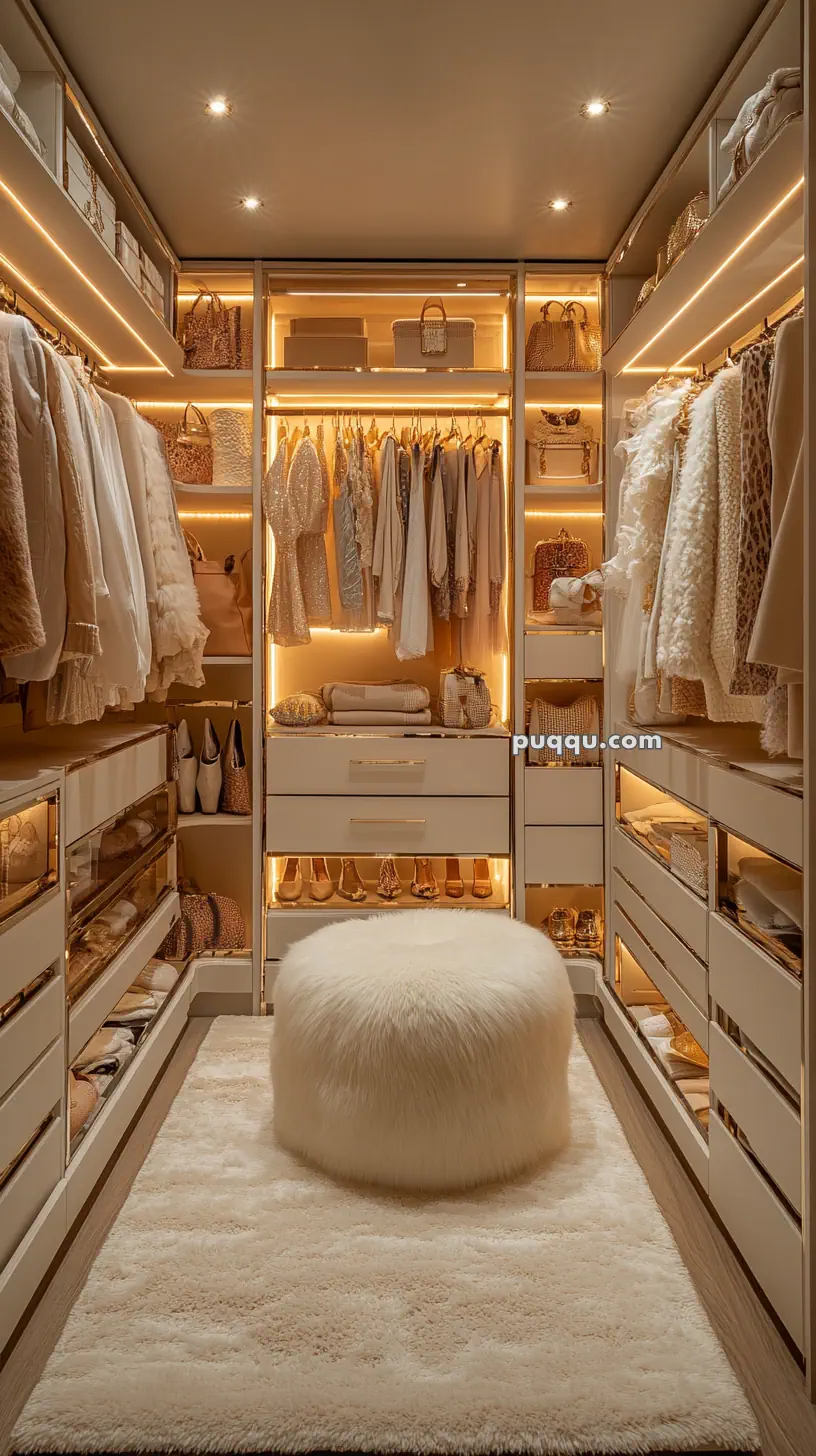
[{"left": 599, "top": 0, "right": 814, "bottom": 1380}]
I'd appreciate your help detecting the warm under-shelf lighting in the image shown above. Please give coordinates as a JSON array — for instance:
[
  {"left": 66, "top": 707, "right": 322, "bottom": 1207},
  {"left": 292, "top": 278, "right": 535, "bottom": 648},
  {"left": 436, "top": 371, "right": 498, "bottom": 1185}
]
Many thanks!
[
  {"left": 623, "top": 176, "right": 805, "bottom": 372},
  {"left": 178, "top": 293, "right": 254, "bottom": 302},
  {"left": 0, "top": 249, "right": 111, "bottom": 364},
  {"left": 135, "top": 400, "right": 253, "bottom": 409},
  {"left": 525, "top": 401, "right": 603, "bottom": 410},
  {"left": 178, "top": 510, "right": 252, "bottom": 521},
  {"left": 526, "top": 509, "right": 604, "bottom": 519},
  {"left": 670, "top": 256, "right": 804, "bottom": 367},
  {"left": 0, "top": 175, "right": 171, "bottom": 370},
  {"left": 525, "top": 295, "right": 599, "bottom": 302},
  {"left": 280, "top": 291, "right": 507, "bottom": 298}
]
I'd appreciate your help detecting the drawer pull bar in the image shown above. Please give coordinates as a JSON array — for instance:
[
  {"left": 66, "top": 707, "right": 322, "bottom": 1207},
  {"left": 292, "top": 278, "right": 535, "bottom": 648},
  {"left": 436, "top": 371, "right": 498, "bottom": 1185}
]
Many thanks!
[
  {"left": 349, "top": 759, "right": 426, "bottom": 766},
  {"left": 349, "top": 818, "right": 426, "bottom": 825}
]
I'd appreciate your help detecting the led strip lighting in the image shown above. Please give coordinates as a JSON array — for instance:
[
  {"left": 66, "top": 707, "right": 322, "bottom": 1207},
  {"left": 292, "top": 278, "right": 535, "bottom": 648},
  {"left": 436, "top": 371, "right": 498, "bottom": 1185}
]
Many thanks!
[
  {"left": 622, "top": 176, "right": 805, "bottom": 373},
  {"left": 0, "top": 174, "right": 171, "bottom": 370},
  {"left": 0, "top": 249, "right": 112, "bottom": 364},
  {"left": 670, "top": 256, "right": 804, "bottom": 368}
]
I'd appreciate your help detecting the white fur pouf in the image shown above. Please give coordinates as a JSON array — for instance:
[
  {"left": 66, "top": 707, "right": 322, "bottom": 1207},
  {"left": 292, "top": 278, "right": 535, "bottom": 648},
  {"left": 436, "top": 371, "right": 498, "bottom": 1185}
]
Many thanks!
[{"left": 271, "top": 909, "right": 574, "bottom": 1191}]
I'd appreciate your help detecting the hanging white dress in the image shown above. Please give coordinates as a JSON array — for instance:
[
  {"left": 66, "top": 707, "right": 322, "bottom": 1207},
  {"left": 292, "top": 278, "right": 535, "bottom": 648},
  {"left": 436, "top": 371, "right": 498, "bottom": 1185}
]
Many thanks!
[
  {"left": 462, "top": 445, "right": 493, "bottom": 666},
  {"left": 395, "top": 444, "right": 432, "bottom": 660},
  {"left": 372, "top": 435, "right": 403, "bottom": 626},
  {"left": 427, "top": 445, "right": 448, "bottom": 615}
]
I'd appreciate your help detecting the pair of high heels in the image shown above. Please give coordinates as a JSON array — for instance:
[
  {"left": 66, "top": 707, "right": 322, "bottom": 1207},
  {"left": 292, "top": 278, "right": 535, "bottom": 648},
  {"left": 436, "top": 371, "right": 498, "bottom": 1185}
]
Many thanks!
[
  {"left": 176, "top": 718, "right": 250, "bottom": 816},
  {"left": 394, "top": 856, "right": 493, "bottom": 901},
  {"left": 276, "top": 856, "right": 334, "bottom": 903}
]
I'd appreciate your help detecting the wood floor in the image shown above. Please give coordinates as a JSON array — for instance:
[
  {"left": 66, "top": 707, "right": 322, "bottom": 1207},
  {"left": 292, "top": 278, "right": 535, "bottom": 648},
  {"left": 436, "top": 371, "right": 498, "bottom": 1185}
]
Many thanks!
[{"left": 1, "top": 1014, "right": 815, "bottom": 1455}]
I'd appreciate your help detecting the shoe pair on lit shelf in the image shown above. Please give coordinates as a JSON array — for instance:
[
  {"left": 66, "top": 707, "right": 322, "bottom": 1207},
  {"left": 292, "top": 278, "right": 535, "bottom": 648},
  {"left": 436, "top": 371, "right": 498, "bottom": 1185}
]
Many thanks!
[
  {"left": 275, "top": 856, "right": 494, "bottom": 905},
  {"left": 545, "top": 906, "right": 603, "bottom": 952},
  {"left": 176, "top": 718, "right": 250, "bottom": 816}
]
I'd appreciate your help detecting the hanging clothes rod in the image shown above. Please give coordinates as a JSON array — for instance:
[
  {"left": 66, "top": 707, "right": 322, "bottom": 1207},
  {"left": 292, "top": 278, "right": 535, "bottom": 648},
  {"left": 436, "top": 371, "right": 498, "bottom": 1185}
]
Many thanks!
[
  {"left": 165, "top": 699, "right": 253, "bottom": 709},
  {"left": 0, "top": 273, "right": 108, "bottom": 379},
  {"left": 693, "top": 290, "right": 805, "bottom": 381},
  {"left": 264, "top": 405, "right": 511, "bottom": 417}
]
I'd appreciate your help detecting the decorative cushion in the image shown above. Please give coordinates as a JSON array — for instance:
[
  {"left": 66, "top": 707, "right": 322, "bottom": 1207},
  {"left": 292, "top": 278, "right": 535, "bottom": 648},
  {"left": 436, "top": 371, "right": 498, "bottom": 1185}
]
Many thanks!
[
  {"left": 271, "top": 910, "right": 574, "bottom": 1191},
  {"left": 270, "top": 692, "right": 327, "bottom": 728}
]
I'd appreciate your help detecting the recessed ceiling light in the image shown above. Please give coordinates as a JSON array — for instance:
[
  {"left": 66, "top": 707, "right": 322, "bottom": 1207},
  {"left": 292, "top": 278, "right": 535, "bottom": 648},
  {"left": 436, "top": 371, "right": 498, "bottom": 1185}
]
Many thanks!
[
  {"left": 581, "top": 99, "right": 610, "bottom": 118},
  {"left": 457, "top": 282, "right": 467, "bottom": 288},
  {"left": 549, "top": 198, "right": 571, "bottom": 212},
  {"left": 241, "top": 196, "right": 262, "bottom": 211},
  {"left": 205, "top": 96, "right": 231, "bottom": 117}
]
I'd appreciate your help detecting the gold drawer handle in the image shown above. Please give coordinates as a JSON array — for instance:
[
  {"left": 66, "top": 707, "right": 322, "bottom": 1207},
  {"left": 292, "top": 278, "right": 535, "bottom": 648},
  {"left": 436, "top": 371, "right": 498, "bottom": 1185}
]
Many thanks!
[
  {"left": 349, "top": 759, "right": 426, "bottom": 766},
  {"left": 349, "top": 817, "right": 426, "bottom": 825}
]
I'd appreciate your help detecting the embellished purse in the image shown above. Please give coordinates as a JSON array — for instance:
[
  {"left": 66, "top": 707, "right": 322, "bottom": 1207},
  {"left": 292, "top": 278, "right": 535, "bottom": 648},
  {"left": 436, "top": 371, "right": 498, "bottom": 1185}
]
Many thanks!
[
  {"left": 158, "top": 882, "right": 245, "bottom": 959},
  {"left": 180, "top": 289, "right": 242, "bottom": 370},
  {"left": 665, "top": 193, "right": 708, "bottom": 270},
  {"left": 143, "top": 404, "right": 212, "bottom": 486},
  {"left": 525, "top": 301, "right": 575, "bottom": 371},
  {"left": 527, "top": 408, "right": 599, "bottom": 484},
  {"left": 438, "top": 667, "right": 492, "bottom": 730},
  {"left": 532, "top": 528, "right": 591, "bottom": 613},
  {"left": 527, "top": 695, "right": 602, "bottom": 766}
]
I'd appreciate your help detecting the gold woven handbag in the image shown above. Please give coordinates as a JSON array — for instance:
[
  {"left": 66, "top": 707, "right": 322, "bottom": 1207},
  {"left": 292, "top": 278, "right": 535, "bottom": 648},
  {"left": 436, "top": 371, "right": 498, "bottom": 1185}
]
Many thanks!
[
  {"left": 565, "top": 300, "right": 602, "bottom": 372},
  {"left": 438, "top": 667, "right": 492, "bottom": 729},
  {"left": 665, "top": 193, "right": 708, "bottom": 270},
  {"left": 525, "top": 301, "right": 576, "bottom": 371},
  {"left": 180, "top": 289, "right": 242, "bottom": 370},
  {"left": 527, "top": 695, "right": 601, "bottom": 765},
  {"left": 143, "top": 405, "right": 212, "bottom": 486}
]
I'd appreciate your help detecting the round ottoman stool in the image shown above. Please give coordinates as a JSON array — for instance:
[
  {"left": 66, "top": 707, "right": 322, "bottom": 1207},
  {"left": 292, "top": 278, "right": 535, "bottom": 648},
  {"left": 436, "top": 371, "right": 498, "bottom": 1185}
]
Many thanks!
[{"left": 271, "top": 909, "right": 574, "bottom": 1191}]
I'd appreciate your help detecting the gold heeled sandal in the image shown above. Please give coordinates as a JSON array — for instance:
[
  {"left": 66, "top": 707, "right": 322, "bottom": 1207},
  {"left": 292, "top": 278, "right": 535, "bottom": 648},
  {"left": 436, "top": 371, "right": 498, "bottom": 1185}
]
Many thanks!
[
  {"left": 445, "top": 857, "right": 464, "bottom": 899},
  {"left": 338, "top": 858, "right": 366, "bottom": 903},
  {"left": 411, "top": 856, "right": 439, "bottom": 900},
  {"left": 376, "top": 856, "right": 402, "bottom": 900}
]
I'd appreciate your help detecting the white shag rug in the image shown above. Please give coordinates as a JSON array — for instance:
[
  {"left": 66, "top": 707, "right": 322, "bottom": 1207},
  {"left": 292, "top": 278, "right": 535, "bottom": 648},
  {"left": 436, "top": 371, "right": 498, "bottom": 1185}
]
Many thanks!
[{"left": 13, "top": 1018, "right": 758, "bottom": 1455}]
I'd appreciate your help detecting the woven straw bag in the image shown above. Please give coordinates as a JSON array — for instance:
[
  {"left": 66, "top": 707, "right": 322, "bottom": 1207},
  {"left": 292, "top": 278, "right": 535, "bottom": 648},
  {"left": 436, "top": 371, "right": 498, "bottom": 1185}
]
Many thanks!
[
  {"left": 532, "top": 528, "right": 590, "bottom": 612},
  {"left": 669, "top": 830, "right": 708, "bottom": 897},
  {"left": 180, "top": 289, "right": 242, "bottom": 369},
  {"left": 210, "top": 408, "right": 252, "bottom": 488},
  {"left": 527, "top": 695, "right": 601, "bottom": 766},
  {"left": 438, "top": 667, "right": 492, "bottom": 729},
  {"left": 665, "top": 193, "right": 708, "bottom": 270}
]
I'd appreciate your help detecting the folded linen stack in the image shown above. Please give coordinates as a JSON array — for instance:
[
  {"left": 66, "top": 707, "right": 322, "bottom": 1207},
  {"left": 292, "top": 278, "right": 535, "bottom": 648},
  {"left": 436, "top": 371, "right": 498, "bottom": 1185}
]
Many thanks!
[
  {"left": 321, "top": 680, "right": 431, "bottom": 726},
  {"left": 628, "top": 1003, "right": 709, "bottom": 1128}
]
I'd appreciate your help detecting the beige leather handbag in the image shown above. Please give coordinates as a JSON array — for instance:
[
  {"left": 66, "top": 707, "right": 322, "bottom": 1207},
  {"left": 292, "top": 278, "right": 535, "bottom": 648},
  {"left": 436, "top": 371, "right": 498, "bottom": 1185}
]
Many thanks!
[{"left": 185, "top": 532, "right": 251, "bottom": 656}]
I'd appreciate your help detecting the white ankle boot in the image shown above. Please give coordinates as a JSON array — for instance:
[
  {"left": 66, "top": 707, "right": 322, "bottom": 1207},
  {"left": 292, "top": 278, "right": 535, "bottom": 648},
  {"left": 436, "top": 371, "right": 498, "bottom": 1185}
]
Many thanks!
[
  {"left": 196, "top": 717, "right": 223, "bottom": 814},
  {"left": 176, "top": 719, "right": 198, "bottom": 814}
]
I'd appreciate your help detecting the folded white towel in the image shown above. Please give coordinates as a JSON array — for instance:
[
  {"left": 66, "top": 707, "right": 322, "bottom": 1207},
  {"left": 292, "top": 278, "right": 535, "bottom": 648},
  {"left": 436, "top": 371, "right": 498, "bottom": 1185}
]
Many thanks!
[{"left": 738, "top": 857, "right": 802, "bottom": 928}]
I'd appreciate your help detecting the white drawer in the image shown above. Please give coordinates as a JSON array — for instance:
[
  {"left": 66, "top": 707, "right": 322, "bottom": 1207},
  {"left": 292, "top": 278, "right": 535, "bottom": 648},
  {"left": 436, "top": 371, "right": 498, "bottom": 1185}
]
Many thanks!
[
  {"left": 525, "top": 826, "right": 603, "bottom": 884},
  {"left": 0, "top": 976, "right": 63, "bottom": 1104},
  {"left": 525, "top": 767, "right": 603, "bottom": 826},
  {"left": 612, "top": 827, "right": 708, "bottom": 962},
  {"left": 612, "top": 871, "right": 707, "bottom": 1012},
  {"left": 709, "top": 1023, "right": 801, "bottom": 1215},
  {"left": 613, "top": 742, "right": 707, "bottom": 810},
  {"left": 0, "top": 889, "right": 63, "bottom": 1007},
  {"left": 0, "top": 1116, "right": 62, "bottom": 1270},
  {"left": 709, "top": 913, "right": 801, "bottom": 1092},
  {"left": 65, "top": 735, "right": 167, "bottom": 845},
  {"left": 708, "top": 766, "right": 802, "bottom": 867},
  {"left": 0, "top": 1039, "right": 63, "bottom": 1173},
  {"left": 524, "top": 630, "right": 603, "bottom": 680},
  {"left": 69, "top": 891, "right": 180, "bottom": 1062},
  {"left": 709, "top": 1112, "right": 803, "bottom": 1349},
  {"left": 0, "top": 1182, "right": 66, "bottom": 1356},
  {"left": 612, "top": 904, "right": 707, "bottom": 1051},
  {"left": 266, "top": 795, "right": 509, "bottom": 855},
  {"left": 266, "top": 735, "right": 509, "bottom": 797}
]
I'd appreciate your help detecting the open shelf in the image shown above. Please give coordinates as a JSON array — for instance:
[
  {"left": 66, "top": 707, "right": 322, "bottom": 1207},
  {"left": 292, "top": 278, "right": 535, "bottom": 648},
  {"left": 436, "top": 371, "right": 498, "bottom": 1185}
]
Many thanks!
[
  {"left": 524, "top": 372, "right": 603, "bottom": 405},
  {"left": 177, "top": 813, "right": 252, "bottom": 827},
  {"left": 0, "top": 110, "right": 181, "bottom": 372},
  {"left": 266, "top": 369, "right": 511, "bottom": 401},
  {"left": 131, "top": 369, "right": 254, "bottom": 403},
  {"left": 604, "top": 117, "right": 804, "bottom": 375}
]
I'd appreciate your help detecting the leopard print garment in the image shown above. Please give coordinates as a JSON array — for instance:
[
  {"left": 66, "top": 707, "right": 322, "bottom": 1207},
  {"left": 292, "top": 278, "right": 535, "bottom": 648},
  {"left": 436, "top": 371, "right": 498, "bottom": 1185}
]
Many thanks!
[{"left": 729, "top": 342, "right": 777, "bottom": 695}]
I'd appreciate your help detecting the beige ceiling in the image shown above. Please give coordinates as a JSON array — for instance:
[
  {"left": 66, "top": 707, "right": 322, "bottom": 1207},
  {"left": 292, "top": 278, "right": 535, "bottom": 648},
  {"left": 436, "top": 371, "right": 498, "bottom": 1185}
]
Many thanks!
[{"left": 33, "top": 0, "right": 769, "bottom": 262}]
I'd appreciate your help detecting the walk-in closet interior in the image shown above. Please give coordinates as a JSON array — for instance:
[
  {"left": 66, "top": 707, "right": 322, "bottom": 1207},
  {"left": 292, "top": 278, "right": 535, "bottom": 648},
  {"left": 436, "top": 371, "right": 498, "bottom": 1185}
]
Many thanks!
[{"left": 0, "top": 0, "right": 814, "bottom": 1450}]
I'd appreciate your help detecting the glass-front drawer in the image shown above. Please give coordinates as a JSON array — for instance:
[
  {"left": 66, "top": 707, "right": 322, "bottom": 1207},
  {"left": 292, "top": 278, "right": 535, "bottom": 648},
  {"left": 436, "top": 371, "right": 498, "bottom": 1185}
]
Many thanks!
[
  {"left": 67, "top": 844, "right": 174, "bottom": 1006},
  {"left": 617, "top": 765, "right": 708, "bottom": 898},
  {"left": 716, "top": 828, "right": 802, "bottom": 978},
  {"left": 67, "top": 786, "right": 172, "bottom": 920},
  {"left": 0, "top": 793, "right": 58, "bottom": 927}
]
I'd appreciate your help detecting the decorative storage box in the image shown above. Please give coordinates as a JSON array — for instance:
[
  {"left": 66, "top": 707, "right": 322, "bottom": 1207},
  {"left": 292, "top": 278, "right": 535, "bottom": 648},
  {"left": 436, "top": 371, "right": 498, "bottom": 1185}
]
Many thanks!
[
  {"left": 115, "top": 220, "right": 141, "bottom": 286},
  {"left": 290, "top": 317, "right": 365, "bottom": 336},
  {"left": 64, "top": 132, "right": 115, "bottom": 253},
  {"left": 139, "top": 247, "right": 165, "bottom": 316},
  {"left": 283, "top": 333, "right": 368, "bottom": 368},
  {"left": 393, "top": 299, "right": 475, "bottom": 368}
]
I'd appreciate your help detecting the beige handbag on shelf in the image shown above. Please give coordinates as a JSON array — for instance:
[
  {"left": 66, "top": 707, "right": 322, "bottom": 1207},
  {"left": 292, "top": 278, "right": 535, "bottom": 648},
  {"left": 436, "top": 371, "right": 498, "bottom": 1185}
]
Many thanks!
[
  {"left": 184, "top": 531, "right": 251, "bottom": 656},
  {"left": 438, "top": 667, "right": 492, "bottom": 730},
  {"left": 527, "top": 408, "right": 599, "bottom": 484},
  {"left": 567, "top": 301, "right": 602, "bottom": 372},
  {"left": 525, "top": 300, "right": 601, "bottom": 373},
  {"left": 180, "top": 288, "right": 242, "bottom": 369},
  {"left": 527, "top": 695, "right": 601, "bottom": 766},
  {"left": 392, "top": 297, "right": 475, "bottom": 368},
  {"left": 231, "top": 548, "right": 253, "bottom": 646},
  {"left": 144, "top": 405, "right": 212, "bottom": 485}
]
